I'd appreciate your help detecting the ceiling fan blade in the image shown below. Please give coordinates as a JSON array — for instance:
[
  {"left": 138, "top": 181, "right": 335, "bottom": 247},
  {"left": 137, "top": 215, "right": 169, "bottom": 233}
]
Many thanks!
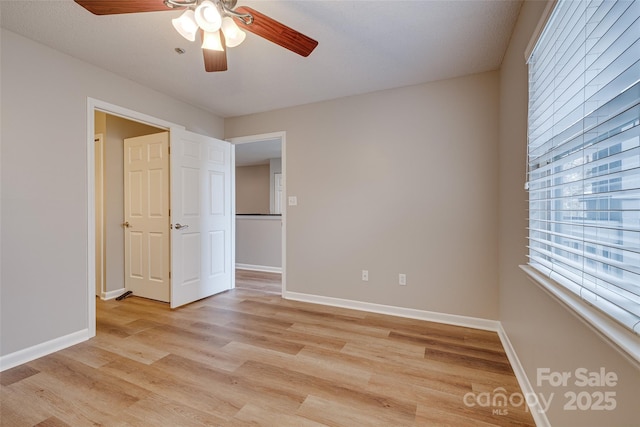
[
  {"left": 74, "top": 0, "right": 175, "bottom": 15},
  {"left": 201, "top": 30, "right": 228, "bottom": 72},
  {"left": 234, "top": 6, "right": 318, "bottom": 57}
]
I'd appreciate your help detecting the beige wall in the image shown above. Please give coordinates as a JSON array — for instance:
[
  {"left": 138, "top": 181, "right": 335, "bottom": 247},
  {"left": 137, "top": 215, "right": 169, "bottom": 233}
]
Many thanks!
[
  {"left": 226, "top": 71, "right": 500, "bottom": 320},
  {"left": 236, "top": 164, "right": 270, "bottom": 214},
  {"left": 498, "top": 1, "right": 639, "bottom": 425},
  {"left": 1, "top": 29, "right": 224, "bottom": 357},
  {"left": 236, "top": 217, "right": 282, "bottom": 269}
]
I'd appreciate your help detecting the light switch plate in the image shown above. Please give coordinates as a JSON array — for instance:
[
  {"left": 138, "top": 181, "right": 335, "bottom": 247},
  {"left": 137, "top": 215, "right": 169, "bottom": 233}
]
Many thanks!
[{"left": 288, "top": 196, "right": 298, "bottom": 206}]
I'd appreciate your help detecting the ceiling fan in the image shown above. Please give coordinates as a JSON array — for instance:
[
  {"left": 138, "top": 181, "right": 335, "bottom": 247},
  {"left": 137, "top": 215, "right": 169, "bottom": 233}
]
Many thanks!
[{"left": 74, "top": 0, "right": 318, "bottom": 72}]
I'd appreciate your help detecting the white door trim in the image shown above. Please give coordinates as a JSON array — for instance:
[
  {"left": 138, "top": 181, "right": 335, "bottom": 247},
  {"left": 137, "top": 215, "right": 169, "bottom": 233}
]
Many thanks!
[
  {"left": 86, "top": 98, "right": 184, "bottom": 338},
  {"left": 227, "top": 132, "right": 287, "bottom": 295},
  {"left": 94, "top": 133, "right": 104, "bottom": 298}
]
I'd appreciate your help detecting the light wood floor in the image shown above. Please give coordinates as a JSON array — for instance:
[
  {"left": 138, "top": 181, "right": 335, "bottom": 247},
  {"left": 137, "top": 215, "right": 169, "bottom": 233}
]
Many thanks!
[{"left": 1, "top": 270, "right": 535, "bottom": 426}]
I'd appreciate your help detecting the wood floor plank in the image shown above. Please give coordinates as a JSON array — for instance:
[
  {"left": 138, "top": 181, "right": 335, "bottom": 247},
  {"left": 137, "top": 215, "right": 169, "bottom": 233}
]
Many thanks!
[
  {"left": 89, "top": 333, "right": 170, "bottom": 365},
  {"left": 0, "top": 364, "right": 40, "bottom": 386},
  {"left": 0, "top": 383, "right": 54, "bottom": 427},
  {"left": 235, "top": 360, "right": 417, "bottom": 424},
  {"left": 232, "top": 402, "right": 327, "bottom": 427},
  {"left": 190, "top": 321, "right": 306, "bottom": 356},
  {"left": 33, "top": 416, "right": 71, "bottom": 427},
  {"left": 129, "top": 327, "right": 242, "bottom": 372},
  {"left": 415, "top": 404, "right": 504, "bottom": 427},
  {"left": 366, "top": 371, "right": 472, "bottom": 404},
  {"left": 7, "top": 374, "right": 123, "bottom": 426},
  {"left": 299, "top": 345, "right": 475, "bottom": 397},
  {"left": 296, "top": 394, "right": 413, "bottom": 427},
  {"left": 150, "top": 353, "right": 306, "bottom": 417},
  {"left": 100, "top": 356, "right": 242, "bottom": 420},
  {"left": 220, "top": 340, "right": 372, "bottom": 389},
  {"left": 388, "top": 330, "right": 510, "bottom": 364},
  {"left": 56, "top": 341, "right": 121, "bottom": 369},
  {"left": 1, "top": 270, "right": 535, "bottom": 426},
  {"left": 110, "top": 393, "right": 228, "bottom": 426}
]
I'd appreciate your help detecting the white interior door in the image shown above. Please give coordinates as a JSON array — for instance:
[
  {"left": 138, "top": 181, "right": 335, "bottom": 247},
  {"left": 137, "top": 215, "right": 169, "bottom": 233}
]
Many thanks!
[
  {"left": 170, "top": 129, "right": 233, "bottom": 308},
  {"left": 124, "top": 132, "right": 170, "bottom": 302}
]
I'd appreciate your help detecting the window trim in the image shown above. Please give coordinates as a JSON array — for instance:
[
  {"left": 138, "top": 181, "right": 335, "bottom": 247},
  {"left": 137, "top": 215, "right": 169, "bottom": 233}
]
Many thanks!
[
  {"left": 523, "top": 0, "right": 557, "bottom": 62},
  {"left": 521, "top": 264, "right": 640, "bottom": 368}
]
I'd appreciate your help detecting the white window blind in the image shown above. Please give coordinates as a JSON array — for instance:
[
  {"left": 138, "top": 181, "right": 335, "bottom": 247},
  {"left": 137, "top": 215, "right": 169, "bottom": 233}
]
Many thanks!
[{"left": 526, "top": 0, "right": 640, "bottom": 333}]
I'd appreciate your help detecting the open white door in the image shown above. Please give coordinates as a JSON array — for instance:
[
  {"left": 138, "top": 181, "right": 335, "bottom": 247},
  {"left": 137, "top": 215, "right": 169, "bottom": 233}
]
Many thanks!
[
  {"left": 123, "top": 132, "right": 170, "bottom": 302},
  {"left": 170, "top": 129, "right": 233, "bottom": 308}
]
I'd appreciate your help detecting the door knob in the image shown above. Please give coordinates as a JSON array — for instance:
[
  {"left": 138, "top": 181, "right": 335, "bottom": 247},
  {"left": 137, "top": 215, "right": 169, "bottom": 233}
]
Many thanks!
[
  {"left": 122, "top": 221, "right": 131, "bottom": 228},
  {"left": 175, "top": 223, "right": 189, "bottom": 230}
]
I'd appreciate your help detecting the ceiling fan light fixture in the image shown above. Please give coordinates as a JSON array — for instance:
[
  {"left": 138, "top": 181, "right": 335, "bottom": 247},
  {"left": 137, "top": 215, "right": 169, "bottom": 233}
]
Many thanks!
[
  {"left": 172, "top": 9, "right": 198, "bottom": 42},
  {"left": 221, "top": 16, "right": 246, "bottom": 48},
  {"left": 195, "top": 0, "right": 222, "bottom": 33},
  {"left": 201, "top": 30, "right": 224, "bottom": 51}
]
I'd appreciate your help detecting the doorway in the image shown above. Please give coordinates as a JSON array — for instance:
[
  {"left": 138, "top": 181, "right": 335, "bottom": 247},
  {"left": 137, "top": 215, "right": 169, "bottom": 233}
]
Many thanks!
[
  {"left": 87, "top": 98, "right": 235, "bottom": 337},
  {"left": 94, "top": 111, "right": 166, "bottom": 301},
  {"left": 227, "top": 132, "right": 287, "bottom": 295}
]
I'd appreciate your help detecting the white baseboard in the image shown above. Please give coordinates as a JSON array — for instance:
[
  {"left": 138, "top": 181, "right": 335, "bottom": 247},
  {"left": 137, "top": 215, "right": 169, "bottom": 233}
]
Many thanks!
[
  {"left": 283, "top": 290, "right": 501, "bottom": 332},
  {"left": 497, "top": 324, "right": 551, "bottom": 427},
  {"left": 236, "top": 263, "right": 282, "bottom": 274},
  {"left": 0, "top": 329, "right": 90, "bottom": 372},
  {"left": 101, "top": 287, "right": 126, "bottom": 300}
]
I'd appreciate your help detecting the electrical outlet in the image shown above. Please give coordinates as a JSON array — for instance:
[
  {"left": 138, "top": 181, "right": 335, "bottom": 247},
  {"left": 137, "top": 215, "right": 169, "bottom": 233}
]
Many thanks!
[
  {"left": 399, "top": 273, "right": 407, "bottom": 286},
  {"left": 362, "top": 270, "right": 369, "bottom": 281}
]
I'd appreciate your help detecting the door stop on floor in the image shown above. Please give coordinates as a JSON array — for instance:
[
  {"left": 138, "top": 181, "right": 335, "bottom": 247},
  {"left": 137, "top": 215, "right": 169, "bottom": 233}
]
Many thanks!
[{"left": 115, "top": 290, "right": 133, "bottom": 301}]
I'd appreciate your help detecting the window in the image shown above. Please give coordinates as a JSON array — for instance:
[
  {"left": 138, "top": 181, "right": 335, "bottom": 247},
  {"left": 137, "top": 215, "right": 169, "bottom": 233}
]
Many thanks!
[{"left": 526, "top": 0, "right": 639, "bottom": 335}]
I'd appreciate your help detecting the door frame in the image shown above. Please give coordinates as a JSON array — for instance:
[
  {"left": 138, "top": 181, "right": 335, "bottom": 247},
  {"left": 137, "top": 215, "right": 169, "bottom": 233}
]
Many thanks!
[
  {"left": 94, "top": 133, "right": 105, "bottom": 298},
  {"left": 227, "top": 132, "right": 287, "bottom": 295},
  {"left": 86, "top": 98, "right": 184, "bottom": 337}
]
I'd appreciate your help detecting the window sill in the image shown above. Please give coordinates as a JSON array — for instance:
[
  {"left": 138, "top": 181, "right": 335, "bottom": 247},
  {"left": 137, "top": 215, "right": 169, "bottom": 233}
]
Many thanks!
[{"left": 519, "top": 265, "right": 640, "bottom": 368}]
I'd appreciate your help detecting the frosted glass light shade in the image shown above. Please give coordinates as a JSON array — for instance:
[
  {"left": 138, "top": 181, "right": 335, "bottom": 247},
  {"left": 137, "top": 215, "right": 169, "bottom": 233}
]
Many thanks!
[
  {"left": 172, "top": 10, "right": 198, "bottom": 42},
  {"left": 194, "top": 0, "right": 222, "bottom": 33},
  {"left": 201, "top": 30, "right": 224, "bottom": 51},
  {"left": 221, "top": 17, "right": 246, "bottom": 48}
]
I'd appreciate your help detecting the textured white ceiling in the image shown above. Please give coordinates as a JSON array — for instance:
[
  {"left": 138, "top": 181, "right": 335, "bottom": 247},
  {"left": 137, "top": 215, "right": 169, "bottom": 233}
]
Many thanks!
[{"left": 0, "top": 0, "right": 523, "bottom": 118}]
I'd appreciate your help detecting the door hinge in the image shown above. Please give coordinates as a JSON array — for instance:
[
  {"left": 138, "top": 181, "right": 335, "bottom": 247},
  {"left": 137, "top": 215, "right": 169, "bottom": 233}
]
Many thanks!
[{"left": 169, "top": 271, "right": 171, "bottom": 279}]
